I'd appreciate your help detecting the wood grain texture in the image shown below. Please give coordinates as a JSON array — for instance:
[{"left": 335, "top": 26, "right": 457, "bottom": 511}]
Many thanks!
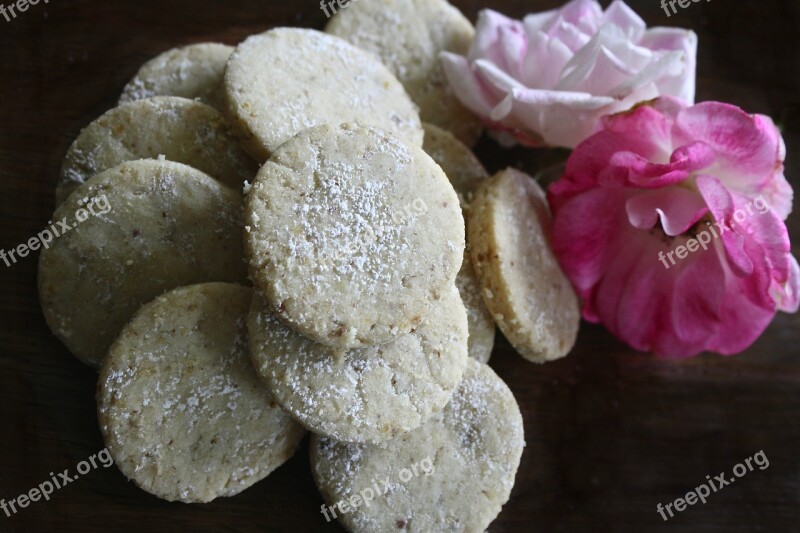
[{"left": 0, "top": 1, "right": 798, "bottom": 531}]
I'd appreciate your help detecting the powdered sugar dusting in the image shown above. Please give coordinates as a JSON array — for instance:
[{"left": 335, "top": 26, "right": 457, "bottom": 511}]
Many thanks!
[
  {"left": 249, "top": 286, "right": 468, "bottom": 444},
  {"left": 97, "top": 284, "right": 305, "bottom": 503},
  {"left": 119, "top": 43, "right": 232, "bottom": 107},
  {"left": 247, "top": 122, "right": 464, "bottom": 348},
  {"left": 311, "top": 361, "right": 525, "bottom": 531},
  {"left": 284, "top": 148, "right": 414, "bottom": 292},
  {"left": 225, "top": 28, "right": 423, "bottom": 156}
]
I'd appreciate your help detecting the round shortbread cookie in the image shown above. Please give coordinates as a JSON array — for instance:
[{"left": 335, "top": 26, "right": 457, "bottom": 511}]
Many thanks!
[
  {"left": 39, "top": 159, "right": 248, "bottom": 368},
  {"left": 422, "top": 123, "right": 494, "bottom": 361},
  {"left": 422, "top": 123, "right": 489, "bottom": 205},
  {"left": 248, "top": 285, "right": 468, "bottom": 444},
  {"left": 456, "top": 253, "right": 495, "bottom": 363},
  {"left": 468, "top": 168, "right": 580, "bottom": 362},
  {"left": 245, "top": 123, "right": 464, "bottom": 350},
  {"left": 223, "top": 28, "right": 423, "bottom": 162},
  {"left": 56, "top": 96, "right": 256, "bottom": 205},
  {"left": 98, "top": 283, "right": 306, "bottom": 503},
  {"left": 311, "top": 359, "right": 524, "bottom": 533},
  {"left": 119, "top": 43, "right": 233, "bottom": 109},
  {"left": 326, "top": 0, "right": 482, "bottom": 146}
]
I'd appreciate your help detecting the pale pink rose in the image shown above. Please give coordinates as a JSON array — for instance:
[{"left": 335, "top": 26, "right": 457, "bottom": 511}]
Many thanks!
[
  {"left": 548, "top": 97, "right": 799, "bottom": 357},
  {"left": 441, "top": 0, "right": 697, "bottom": 148}
]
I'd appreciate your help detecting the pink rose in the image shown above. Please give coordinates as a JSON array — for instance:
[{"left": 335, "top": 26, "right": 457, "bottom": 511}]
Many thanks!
[
  {"left": 548, "top": 97, "right": 799, "bottom": 357},
  {"left": 441, "top": 0, "right": 697, "bottom": 148}
]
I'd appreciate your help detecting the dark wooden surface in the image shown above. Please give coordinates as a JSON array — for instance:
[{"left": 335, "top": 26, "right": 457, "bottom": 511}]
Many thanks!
[{"left": 1, "top": 1, "right": 799, "bottom": 532}]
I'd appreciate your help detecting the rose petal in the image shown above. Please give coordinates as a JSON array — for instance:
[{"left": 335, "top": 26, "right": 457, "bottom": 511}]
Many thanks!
[
  {"left": 542, "top": 17, "right": 592, "bottom": 53},
  {"left": 639, "top": 28, "right": 697, "bottom": 103},
  {"left": 603, "top": 0, "right": 646, "bottom": 41},
  {"left": 671, "top": 141, "right": 716, "bottom": 170},
  {"left": 558, "top": 33, "right": 652, "bottom": 95},
  {"left": 608, "top": 49, "right": 684, "bottom": 100},
  {"left": 774, "top": 255, "right": 800, "bottom": 313},
  {"left": 554, "top": 129, "right": 661, "bottom": 198},
  {"left": 471, "top": 10, "right": 524, "bottom": 63},
  {"left": 674, "top": 102, "right": 783, "bottom": 189},
  {"left": 523, "top": 6, "right": 562, "bottom": 34},
  {"left": 558, "top": 0, "right": 603, "bottom": 28},
  {"left": 598, "top": 150, "right": 685, "bottom": 189},
  {"left": 728, "top": 190, "right": 792, "bottom": 284},
  {"left": 760, "top": 165, "right": 793, "bottom": 221},
  {"left": 705, "top": 251, "right": 777, "bottom": 355},
  {"left": 440, "top": 53, "right": 496, "bottom": 116},
  {"left": 550, "top": 95, "right": 796, "bottom": 358},
  {"left": 601, "top": 100, "right": 682, "bottom": 159},
  {"left": 612, "top": 235, "right": 687, "bottom": 353},
  {"left": 696, "top": 174, "right": 753, "bottom": 276},
  {"left": 551, "top": 188, "right": 629, "bottom": 305},
  {"left": 444, "top": 4, "right": 697, "bottom": 148},
  {"left": 521, "top": 30, "right": 574, "bottom": 89},
  {"left": 497, "top": 23, "right": 528, "bottom": 77},
  {"left": 665, "top": 243, "right": 725, "bottom": 356},
  {"left": 626, "top": 187, "right": 708, "bottom": 235}
]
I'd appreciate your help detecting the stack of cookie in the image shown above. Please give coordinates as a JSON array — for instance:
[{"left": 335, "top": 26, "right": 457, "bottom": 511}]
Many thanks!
[{"left": 38, "top": 0, "right": 582, "bottom": 530}]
